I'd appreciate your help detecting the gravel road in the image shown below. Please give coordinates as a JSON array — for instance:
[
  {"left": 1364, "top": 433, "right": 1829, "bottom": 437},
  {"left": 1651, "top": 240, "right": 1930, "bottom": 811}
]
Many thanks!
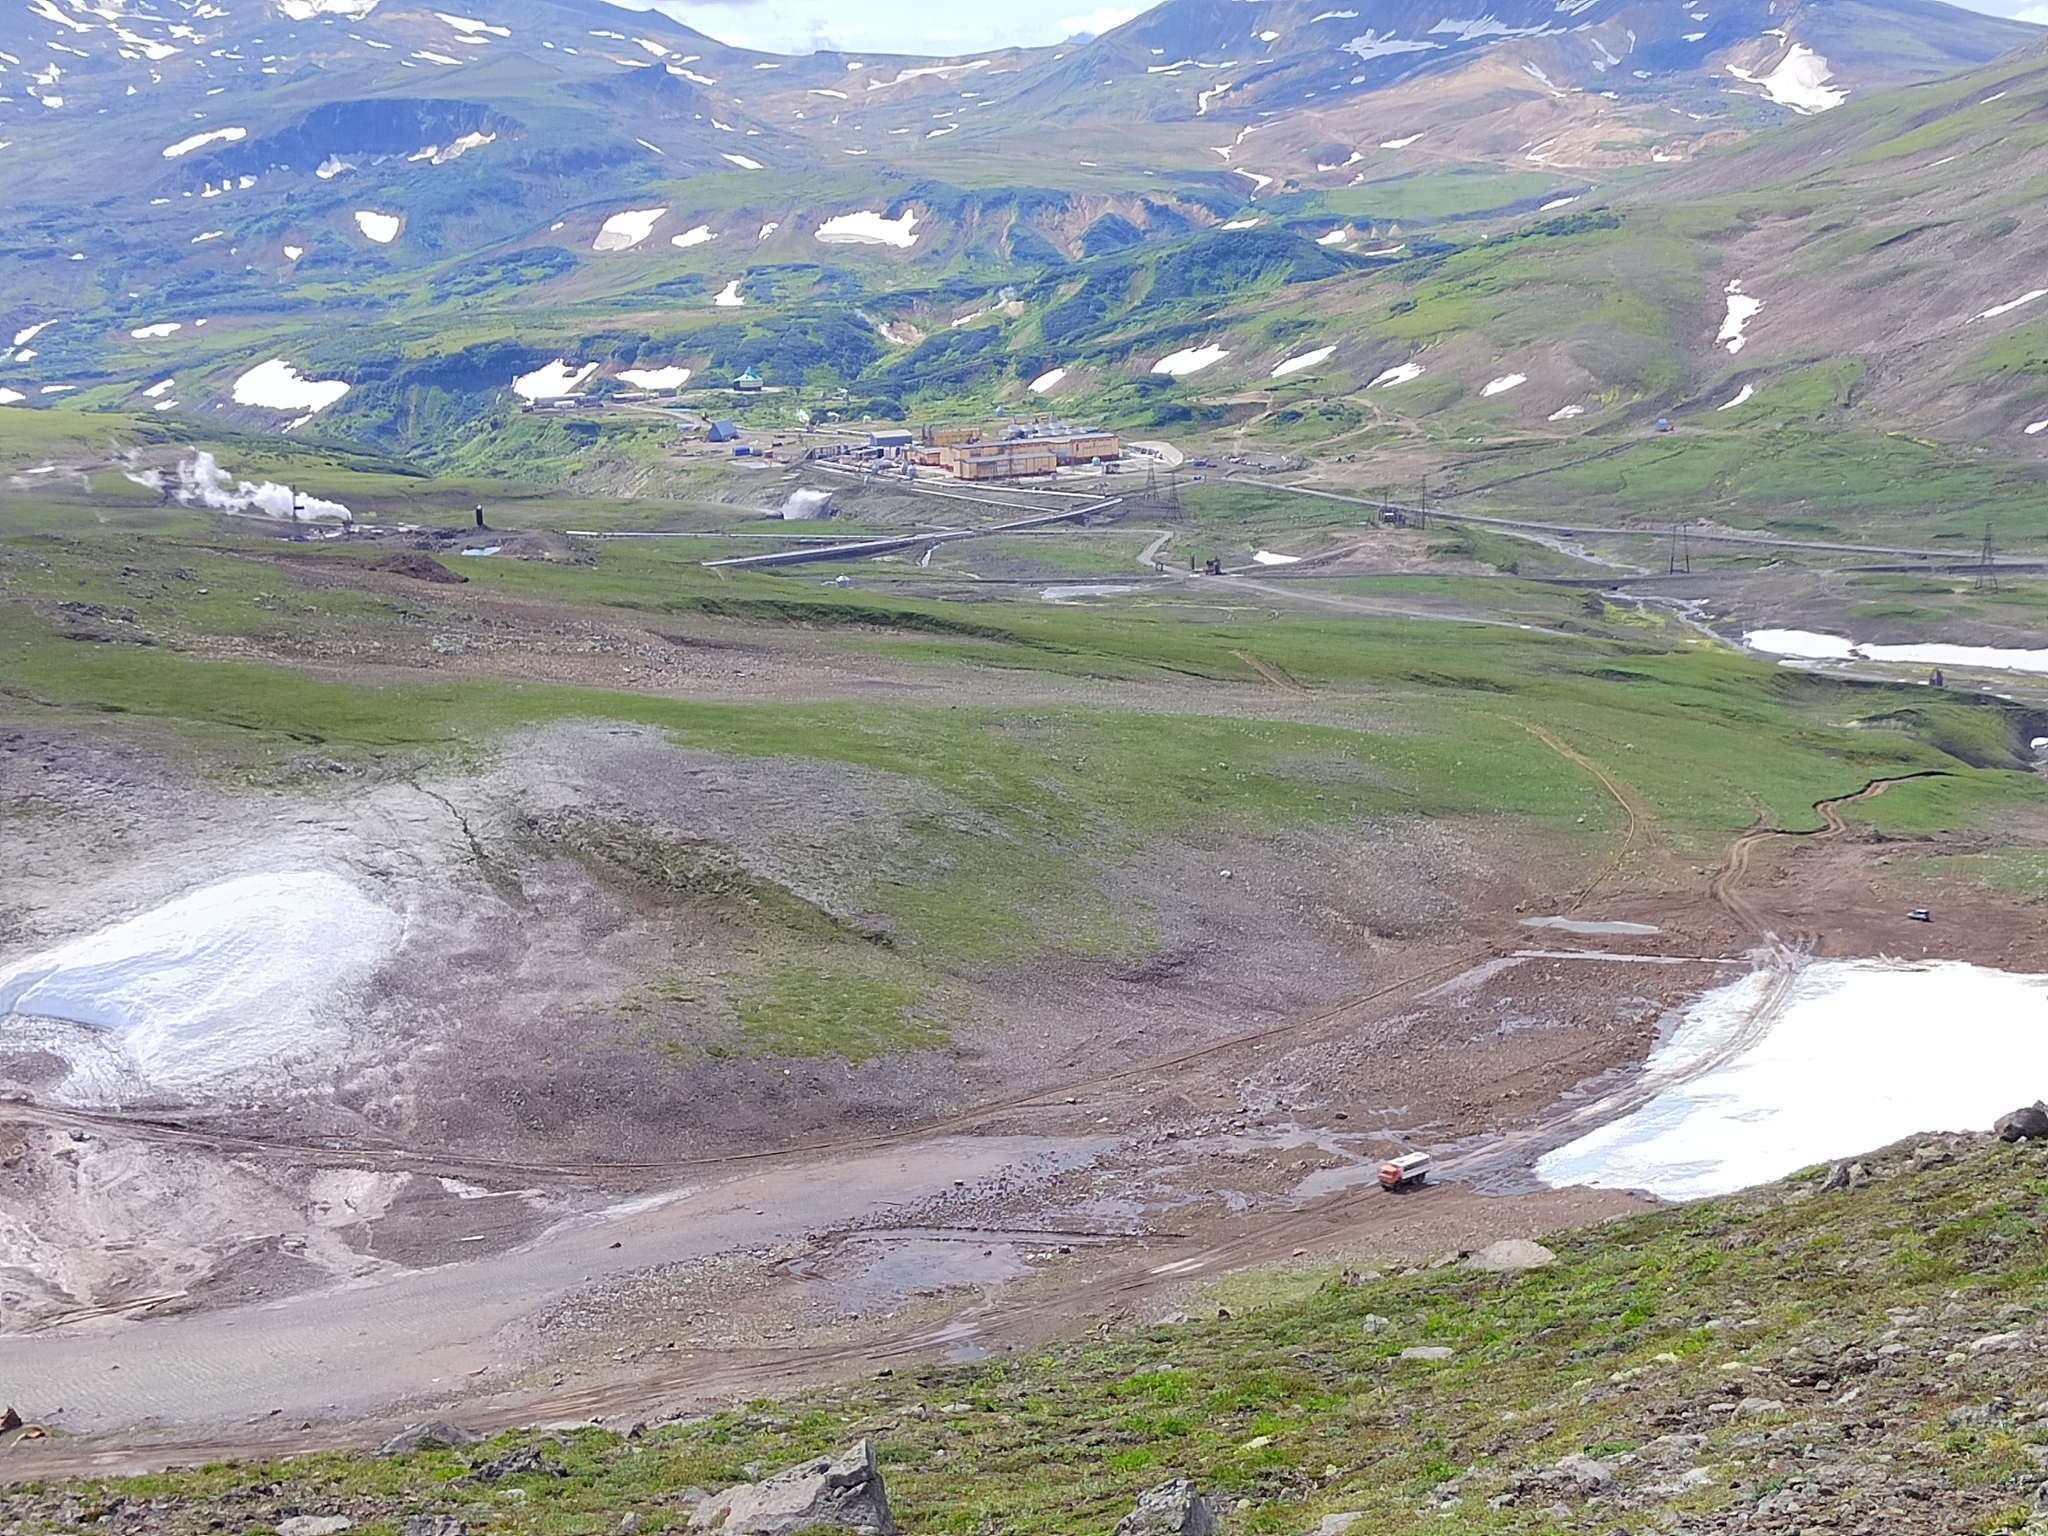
[{"left": 0, "top": 1136, "right": 1095, "bottom": 1433}]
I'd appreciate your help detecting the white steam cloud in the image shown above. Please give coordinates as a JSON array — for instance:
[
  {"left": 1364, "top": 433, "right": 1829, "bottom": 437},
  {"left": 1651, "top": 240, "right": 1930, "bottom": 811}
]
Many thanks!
[{"left": 128, "top": 452, "right": 353, "bottom": 522}]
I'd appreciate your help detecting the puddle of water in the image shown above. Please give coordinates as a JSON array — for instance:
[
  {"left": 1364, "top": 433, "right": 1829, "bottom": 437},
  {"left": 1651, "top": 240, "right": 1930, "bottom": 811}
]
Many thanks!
[
  {"left": 1042, "top": 584, "right": 1136, "bottom": 602},
  {"left": 820, "top": 1237, "right": 1031, "bottom": 1311},
  {"left": 1294, "top": 1161, "right": 1392, "bottom": 1201},
  {"left": 1745, "top": 628, "right": 2048, "bottom": 676},
  {"left": 1538, "top": 958, "right": 2048, "bottom": 1200},
  {"left": 1519, "top": 916, "right": 1660, "bottom": 936}
]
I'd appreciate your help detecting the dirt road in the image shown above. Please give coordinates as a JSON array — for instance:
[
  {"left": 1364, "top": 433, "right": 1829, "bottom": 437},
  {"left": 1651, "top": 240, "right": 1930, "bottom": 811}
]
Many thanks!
[{"left": 0, "top": 1137, "right": 1096, "bottom": 1434}]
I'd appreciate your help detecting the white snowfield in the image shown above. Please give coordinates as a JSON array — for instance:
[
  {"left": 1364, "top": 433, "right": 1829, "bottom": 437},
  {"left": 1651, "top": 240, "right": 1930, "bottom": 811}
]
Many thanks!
[
  {"left": 1251, "top": 550, "right": 1301, "bottom": 565},
  {"left": 594, "top": 207, "right": 666, "bottom": 252},
  {"left": 1028, "top": 367, "right": 1067, "bottom": 393},
  {"left": 162, "top": 126, "right": 245, "bottom": 158},
  {"left": 354, "top": 210, "right": 401, "bottom": 243},
  {"left": 1538, "top": 959, "right": 2048, "bottom": 1199},
  {"left": 1153, "top": 343, "right": 1230, "bottom": 376},
  {"left": 714, "top": 279, "right": 745, "bottom": 307},
  {"left": 130, "top": 322, "right": 182, "bottom": 339},
  {"left": 0, "top": 871, "right": 399, "bottom": 1107},
  {"left": 1718, "top": 280, "right": 1761, "bottom": 353},
  {"left": 1481, "top": 372, "right": 1526, "bottom": 396},
  {"left": 512, "top": 359, "right": 598, "bottom": 400},
  {"left": 814, "top": 209, "right": 920, "bottom": 248},
  {"left": 278, "top": 0, "right": 378, "bottom": 17},
  {"left": 1745, "top": 627, "right": 2048, "bottom": 675},
  {"left": 618, "top": 365, "right": 690, "bottom": 390},
  {"left": 1549, "top": 403, "right": 1584, "bottom": 420},
  {"left": 1272, "top": 345, "right": 1335, "bottom": 378},
  {"left": 232, "top": 359, "right": 350, "bottom": 413},
  {"left": 671, "top": 224, "right": 716, "bottom": 248},
  {"left": 1718, "top": 383, "right": 1755, "bottom": 410},
  {"left": 1973, "top": 289, "right": 2047, "bottom": 322},
  {"left": 1726, "top": 42, "right": 1846, "bottom": 115},
  {"left": 0, "top": 390, "right": 25, "bottom": 405},
  {"left": 721, "top": 152, "right": 764, "bottom": 170},
  {"left": 1370, "top": 362, "right": 1424, "bottom": 388}
]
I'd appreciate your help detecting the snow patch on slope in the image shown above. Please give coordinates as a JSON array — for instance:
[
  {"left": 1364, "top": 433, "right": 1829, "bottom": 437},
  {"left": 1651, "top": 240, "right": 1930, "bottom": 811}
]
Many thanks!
[
  {"left": 1538, "top": 959, "right": 2048, "bottom": 1199},
  {"left": 512, "top": 359, "right": 598, "bottom": 400},
  {"left": 815, "top": 209, "right": 921, "bottom": 248},
  {"left": 594, "top": 207, "right": 666, "bottom": 252},
  {"left": 0, "top": 872, "right": 399, "bottom": 1107},
  {"left": 1726, "top": 42, "right": 1846, "bottom": 114},
  {"left": 233, "top": 359, "right": 350, "bottom": 413}
]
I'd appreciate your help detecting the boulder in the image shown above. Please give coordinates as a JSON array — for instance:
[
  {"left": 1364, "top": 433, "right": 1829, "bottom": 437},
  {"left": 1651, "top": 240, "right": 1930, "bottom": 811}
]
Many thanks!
[
  {"left": 1112, "top": 1480, "right": 1217, "bottom": 1536},
  {"left": 688, "top": 1440, "right": 895, "bottom": 1536},
  {"left": 378, "top": 1422, "right": 480, "bottom": 1457},
  {"left": 401, "top": 1519, "right": 465, "bottom": 1536},
  {"left": 277, "top": 1520, "right": 353, "bottom": 1536},
  {"left": 1399, "top": 1345, "right": 1454, "bottom": 1361},
  {"left": 1554, "top": 1455, "right": 1614, "bottom": 1494},
  {"left": 1996, "top": 1102, "right": 2048, "bottom": 1141},
  {"left": 1465, "top": 1239, "right": 1556, "bottom": 1273}
]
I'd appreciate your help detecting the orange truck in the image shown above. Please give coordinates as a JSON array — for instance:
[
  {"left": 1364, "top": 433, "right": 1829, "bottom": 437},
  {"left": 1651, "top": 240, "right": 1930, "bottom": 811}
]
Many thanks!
[{"left": 1378, "top": 1152, "right": 1432, "bottom": 1190}]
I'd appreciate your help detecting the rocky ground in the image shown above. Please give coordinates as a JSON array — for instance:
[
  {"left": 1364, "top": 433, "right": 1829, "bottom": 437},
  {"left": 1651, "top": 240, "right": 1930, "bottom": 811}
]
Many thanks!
[{"left": 5, "top": 1132, "right": 2048, "bottom": 1533}]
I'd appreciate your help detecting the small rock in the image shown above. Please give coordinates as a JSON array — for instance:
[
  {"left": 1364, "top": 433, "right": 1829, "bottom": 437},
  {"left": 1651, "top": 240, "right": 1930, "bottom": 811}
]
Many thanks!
[
  {"left": 620, "top": 1515, "right": 641, "bottom": 1535},
  {"left": 1736, "top": 1397, "right": 1784, "bottom": 1417},
  {"left": 1113, "top": 1479, "right": 1218, "bottom": 1536},
  {"left": 1359, "top": 1314, "right": 1390, "bottom": 1334},
  {"left": 688, "top": 1440, "right": 895, "bottom": 1536},
  {"left": 402, "top": 1519, "right": 465, "bottom": 1536},
  {"left": 1555, "top": 1455, "right": 1614, "bottom": 1494},
  {"left": 1996, "top": 1102, "right": 2048, "bottom": 1141},
  {"left": 1465, "top": 1239, "right": 1556, "bottom": 1273},
  {"left": 1972, "top": 1332, "right": 2026, "bottom": 1354},
  {"left": 379, "top": 1422, "right": 480, "bottom": 1457},
  {"left": 1400, "top": 1346, "right": 1454, "bottom": 1361},
  {"left": 278, "top": 1519, "right": 352, "bottom": 1536},
  {"left": 0, "top": 1407, "right": 18, "bottom": 1433},
  {"left": 472, "top": 1446, "right": 555, "bottom": 1481},
  {"left": 1310, "top": 1515, "right": 1362, "bottom": 1536},
  {"left": 1638, "top": 1434, "right": 1706, "bottom": 1465}
]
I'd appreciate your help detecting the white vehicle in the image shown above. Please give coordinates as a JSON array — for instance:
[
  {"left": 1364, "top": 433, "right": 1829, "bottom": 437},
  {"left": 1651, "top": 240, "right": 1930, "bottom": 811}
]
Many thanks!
[{"left": 1378, "top": 1152, "right": 1432, "bottom": 1190}]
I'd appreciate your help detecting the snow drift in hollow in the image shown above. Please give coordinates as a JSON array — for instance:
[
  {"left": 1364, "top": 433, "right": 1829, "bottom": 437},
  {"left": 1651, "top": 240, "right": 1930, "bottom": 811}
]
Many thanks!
[{"left": 0, "top": 871, "right": 401, "bottom": 1105}]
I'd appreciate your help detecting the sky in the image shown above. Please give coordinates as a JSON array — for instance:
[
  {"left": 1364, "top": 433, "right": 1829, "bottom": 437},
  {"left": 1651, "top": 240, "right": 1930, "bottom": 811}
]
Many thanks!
[{"left": 599, "top": 0, "right": 2043, "bottom": 54}]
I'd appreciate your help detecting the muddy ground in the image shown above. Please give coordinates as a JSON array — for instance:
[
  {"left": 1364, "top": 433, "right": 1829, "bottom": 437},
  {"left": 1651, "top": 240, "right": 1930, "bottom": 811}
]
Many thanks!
[{"left": 3, "top": 529, "right": 2046, "bottom": 1473}]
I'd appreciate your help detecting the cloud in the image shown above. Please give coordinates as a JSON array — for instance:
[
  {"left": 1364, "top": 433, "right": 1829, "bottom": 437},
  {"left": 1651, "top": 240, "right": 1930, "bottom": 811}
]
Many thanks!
[
  {"left": 598, "top": 0, "right": 1154, "bottom": 53},
  {"left": 1942, "top": 0, "right": 2048, "bottom": 19}
]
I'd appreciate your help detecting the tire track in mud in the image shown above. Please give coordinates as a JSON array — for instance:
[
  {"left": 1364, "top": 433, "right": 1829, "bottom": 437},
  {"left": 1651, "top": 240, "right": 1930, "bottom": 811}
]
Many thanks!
[
  {"left": 0, "top": 949, "right": 1504, "bottom": 1186},
  {"left": 1517, "top": 723, "right": 1648, "bottom": 912},
  {"left": 1709, "top": 772, "right": 1950, "bottom": 943},
  {"left": 1454, "top": 770, "right": 1953, "bottom": 1187}
]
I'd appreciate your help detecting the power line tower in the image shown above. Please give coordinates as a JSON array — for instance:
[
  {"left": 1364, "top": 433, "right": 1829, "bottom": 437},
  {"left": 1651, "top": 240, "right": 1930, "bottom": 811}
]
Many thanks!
[
  {"left": 1977, "top": 524, "right": 1999, "bottom": 592},
  {"left": 1668, "top": 518, "right": 1691, "bottom": 575}
]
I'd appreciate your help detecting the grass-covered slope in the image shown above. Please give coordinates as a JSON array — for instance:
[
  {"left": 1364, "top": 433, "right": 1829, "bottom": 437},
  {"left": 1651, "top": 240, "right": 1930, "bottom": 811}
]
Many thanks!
[{"left": 15, "top": 1132, "right": 2048, "bottom": 1532}]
